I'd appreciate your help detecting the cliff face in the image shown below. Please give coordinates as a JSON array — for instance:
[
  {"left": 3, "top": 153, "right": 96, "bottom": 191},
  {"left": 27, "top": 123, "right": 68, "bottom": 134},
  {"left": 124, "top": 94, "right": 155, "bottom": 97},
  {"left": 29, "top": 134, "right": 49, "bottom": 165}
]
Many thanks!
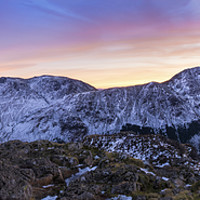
[{"left": 1, "top": 67, "right": 200, "bottom": 149}]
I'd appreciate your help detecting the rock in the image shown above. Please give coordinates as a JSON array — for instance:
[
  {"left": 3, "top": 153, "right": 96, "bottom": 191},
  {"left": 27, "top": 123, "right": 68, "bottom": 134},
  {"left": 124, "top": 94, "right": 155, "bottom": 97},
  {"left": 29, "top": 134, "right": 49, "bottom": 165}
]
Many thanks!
[
  {"left": 160, "top": 189, "right": 173, "bottom": 197},
  {"left": 159, "top": 197, "right": 173, "bottom": 200},
  {"left": 54, "top": 168, "right": 65, "bottom": 183},
  {"left": 173, "top": 178, "right": 185, "bottom": 187},
  {"left": 133, "top": 195, "right": 147, "bottom": 200},
  {"left": 32, "top": 187, "right": 48, "bottom": 200},
  {"left": 77, "top": 191, "right": 95, "bottom": 200},
  {"left": 33, "top": 174, "right": 53, "bottom": 186},
  {"left": 111, "top": 182, "right": 135, "bottom": 195},
  {"left": 0, "top": 161, "right": 32, "bottom": 200},
  {"left": 68, "top": 143, "right": 81, "bottom": 152},
  {"left": 59, "top": 167, "right": 73, "bottom": 179},
  {"left": 84, "top": 150, "right": 94, "bottom": 166}
]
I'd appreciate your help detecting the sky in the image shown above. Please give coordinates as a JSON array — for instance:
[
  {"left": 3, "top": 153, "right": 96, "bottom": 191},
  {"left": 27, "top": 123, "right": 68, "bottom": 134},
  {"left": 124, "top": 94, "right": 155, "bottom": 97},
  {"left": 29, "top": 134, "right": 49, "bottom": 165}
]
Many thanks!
[{"left": 0, "top": 0, "right": 200, "bottom": 88}]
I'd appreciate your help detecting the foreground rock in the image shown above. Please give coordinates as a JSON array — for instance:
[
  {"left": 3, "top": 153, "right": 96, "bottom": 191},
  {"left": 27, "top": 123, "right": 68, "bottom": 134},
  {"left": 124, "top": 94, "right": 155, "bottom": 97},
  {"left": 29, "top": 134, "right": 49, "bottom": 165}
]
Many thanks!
[{"left": 0, "top": 133, "right": 200, "bottom": 200}]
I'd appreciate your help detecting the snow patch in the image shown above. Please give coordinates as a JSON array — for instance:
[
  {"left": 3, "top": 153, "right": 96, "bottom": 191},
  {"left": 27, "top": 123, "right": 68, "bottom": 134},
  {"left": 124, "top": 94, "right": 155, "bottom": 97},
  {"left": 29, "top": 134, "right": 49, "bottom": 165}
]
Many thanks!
[
  {"left": 41, "top": 195, "right": 57, "bottom": 200},
  {"left": 42, "top": 184, "right": 54, "bottom": 188},
  {"left": 106, "top": 195, "right": 132, "bottom": 200},
  {"left": 140, "top": 168, "right": 156, "bottom": 176},
  {"left": 65, "top": 166, "right": 97, "bottom": 186},
  {"left": 156, "top": 162, "right": 170, "bottom": 168},
  {"left": 162, "top": 177, "right": 169, "bottom": 181}
]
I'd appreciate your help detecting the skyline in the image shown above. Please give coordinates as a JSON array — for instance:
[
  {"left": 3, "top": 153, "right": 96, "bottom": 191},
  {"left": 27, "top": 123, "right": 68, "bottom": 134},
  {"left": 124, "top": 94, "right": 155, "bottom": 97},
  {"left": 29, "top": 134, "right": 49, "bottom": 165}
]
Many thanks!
[{"left": 0, "top": 0, "right": 200, "bottom": 88}]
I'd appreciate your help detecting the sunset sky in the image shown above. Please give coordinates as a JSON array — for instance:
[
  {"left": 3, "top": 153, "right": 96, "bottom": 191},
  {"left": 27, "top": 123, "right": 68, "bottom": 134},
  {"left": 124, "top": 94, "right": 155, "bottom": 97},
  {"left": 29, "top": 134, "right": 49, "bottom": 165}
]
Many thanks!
[{"left": 0, "top": 0, "right": 200, "bottom": 88}]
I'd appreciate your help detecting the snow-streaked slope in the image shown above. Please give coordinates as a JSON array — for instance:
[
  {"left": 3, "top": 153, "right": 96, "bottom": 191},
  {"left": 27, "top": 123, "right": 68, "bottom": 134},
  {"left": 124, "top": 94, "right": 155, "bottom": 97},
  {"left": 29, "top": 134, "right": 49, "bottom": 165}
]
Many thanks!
[
  {"left": 1, "top": 67, "right": 200, "bottom": 146},
  {"left": 83, "top": 133, "right": 200, "bottom": 174},
  {"left": 0, "top": 75, "right": 96, "bottom": 142}
]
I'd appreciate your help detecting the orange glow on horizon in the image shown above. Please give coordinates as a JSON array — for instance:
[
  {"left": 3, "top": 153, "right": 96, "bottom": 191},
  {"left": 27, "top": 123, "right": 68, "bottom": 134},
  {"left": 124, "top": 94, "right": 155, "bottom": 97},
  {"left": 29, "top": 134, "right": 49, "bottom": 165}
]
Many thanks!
[
  {"left": 0, "top": 64, "right": 197, "bottom": 89},
  {"left": 0, "top": 20, "right": 200, "bottom": 89}
]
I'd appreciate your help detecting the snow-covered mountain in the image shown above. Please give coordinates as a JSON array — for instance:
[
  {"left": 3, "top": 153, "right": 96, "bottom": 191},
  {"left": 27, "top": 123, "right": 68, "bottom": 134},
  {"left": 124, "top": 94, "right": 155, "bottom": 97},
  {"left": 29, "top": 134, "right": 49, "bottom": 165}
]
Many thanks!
[
  {"left": 1, "top": 67, "right": 200, "bottom": 149},
  {"left": 0, "top": 75, "right": 96, "bottom": 142}
]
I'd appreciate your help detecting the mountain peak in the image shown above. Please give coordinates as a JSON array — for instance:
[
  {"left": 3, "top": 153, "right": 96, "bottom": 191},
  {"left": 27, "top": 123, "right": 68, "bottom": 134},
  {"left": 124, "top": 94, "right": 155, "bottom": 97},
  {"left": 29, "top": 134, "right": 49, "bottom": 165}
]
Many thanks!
[
  {"left": 164, "top": 66, "right": 200, "bottom": 96},
  {"left": 0, "top": 75, "right": 96, "bottom": 100},
  {"left": 170, "top": 66, "right": 200, "bottom": 81}
]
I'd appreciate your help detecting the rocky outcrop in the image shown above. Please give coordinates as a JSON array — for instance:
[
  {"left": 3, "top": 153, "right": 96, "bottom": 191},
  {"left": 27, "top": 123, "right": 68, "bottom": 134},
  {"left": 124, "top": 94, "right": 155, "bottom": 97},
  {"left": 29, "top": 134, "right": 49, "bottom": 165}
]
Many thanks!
[
  {"left": 0, "top": 161, "right": 33, "bottom": 200},
  {"left": 0, "top": 133, "right": 200, "bottom": 200}
]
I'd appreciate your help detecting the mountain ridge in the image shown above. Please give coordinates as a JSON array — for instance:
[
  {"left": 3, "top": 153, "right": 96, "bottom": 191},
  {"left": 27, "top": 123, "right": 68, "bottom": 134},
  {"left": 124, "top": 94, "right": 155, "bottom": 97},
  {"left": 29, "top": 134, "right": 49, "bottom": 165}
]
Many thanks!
[{"left": 1, "top": 66, "right": 200, "bottom": 150}]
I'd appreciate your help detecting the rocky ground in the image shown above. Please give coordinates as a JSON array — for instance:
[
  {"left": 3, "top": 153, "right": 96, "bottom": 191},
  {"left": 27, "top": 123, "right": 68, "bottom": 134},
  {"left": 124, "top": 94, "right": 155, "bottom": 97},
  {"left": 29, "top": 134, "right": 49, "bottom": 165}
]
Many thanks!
[{"left": 0, "top": 132, "right": 200, "bottom": 200}]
